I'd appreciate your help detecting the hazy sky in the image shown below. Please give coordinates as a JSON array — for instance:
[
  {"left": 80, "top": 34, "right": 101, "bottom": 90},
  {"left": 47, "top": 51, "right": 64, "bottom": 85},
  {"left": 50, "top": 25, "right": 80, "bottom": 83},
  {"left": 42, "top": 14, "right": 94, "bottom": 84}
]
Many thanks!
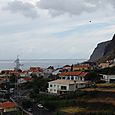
[{"left": 0, "top": 0, "right": 115, "bottom": 59}]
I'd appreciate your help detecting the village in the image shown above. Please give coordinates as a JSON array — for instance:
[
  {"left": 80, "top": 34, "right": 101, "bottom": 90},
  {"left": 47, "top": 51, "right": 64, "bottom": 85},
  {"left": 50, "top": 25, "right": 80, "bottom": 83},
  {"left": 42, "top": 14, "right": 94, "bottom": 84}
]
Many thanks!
[{"left": 0, "top": 57, "right": 115, "bottom": 115}]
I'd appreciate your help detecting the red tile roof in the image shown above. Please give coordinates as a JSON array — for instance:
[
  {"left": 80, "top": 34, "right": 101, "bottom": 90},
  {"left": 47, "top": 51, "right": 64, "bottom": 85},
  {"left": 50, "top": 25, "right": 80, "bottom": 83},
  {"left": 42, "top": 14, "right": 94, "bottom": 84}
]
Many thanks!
[
  {"left": 29, "top": 67, "right": 43, "bottom": 72},
  {"left": 73, "top": 65, "right": 90, "bottom": 68},
  {"left": 59, "top": 71, "right": 88, "bottom": 77},
  {"left": 79, "top": 72, "right": 88, "bottom": 77},
  {"left": 59, "top": 71, "right": 82, "bottom": 76},
  {"left": 0, "top": 101, "right": 16, "bottom": 108}
]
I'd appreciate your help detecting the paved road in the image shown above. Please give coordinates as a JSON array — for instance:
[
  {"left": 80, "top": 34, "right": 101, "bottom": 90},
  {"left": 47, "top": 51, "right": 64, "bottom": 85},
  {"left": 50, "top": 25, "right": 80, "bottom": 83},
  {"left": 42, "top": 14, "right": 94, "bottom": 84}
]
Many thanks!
[
  {"left": 11, "top": 89, "right": 51, "bottom": 115},
  {"left": 32, "top": 104, "right": 51, "bottom": 115}
]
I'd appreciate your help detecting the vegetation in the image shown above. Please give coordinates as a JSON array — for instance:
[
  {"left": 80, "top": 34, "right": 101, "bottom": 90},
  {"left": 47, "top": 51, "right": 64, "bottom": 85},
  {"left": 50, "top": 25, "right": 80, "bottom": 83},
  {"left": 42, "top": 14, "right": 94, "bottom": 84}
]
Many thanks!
[
  {"left": 23, "top": 77, "right": 50, "bottom": 93},
  {"left": 97, "top": 66, "right": 115, "bottom": 75},
  {"left": 22, "top": 99, "right": 33, "bottom": 109},
  {"left": 85, "top": 72, "right": 102, "bottom": 82},
  {"left": 28, "top": 87, "right": 115, "bottom": 114}
]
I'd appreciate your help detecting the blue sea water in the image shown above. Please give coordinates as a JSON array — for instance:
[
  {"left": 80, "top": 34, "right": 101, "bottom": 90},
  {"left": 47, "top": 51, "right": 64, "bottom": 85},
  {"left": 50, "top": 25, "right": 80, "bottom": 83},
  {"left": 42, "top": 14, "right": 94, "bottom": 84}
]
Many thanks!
[{"left": 0, "top": 59, "right": 87, "bottom": 70}]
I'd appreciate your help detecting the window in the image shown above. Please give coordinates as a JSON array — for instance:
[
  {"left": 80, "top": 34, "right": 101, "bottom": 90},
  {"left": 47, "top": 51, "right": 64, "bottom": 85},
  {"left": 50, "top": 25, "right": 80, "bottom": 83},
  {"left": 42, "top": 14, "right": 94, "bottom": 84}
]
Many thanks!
[
  {"left": 50, "top": 89, "right": 52, "bottom": 91},
  {"left": 71, "top": 76, "right": 74, "bottom": 80},
  {"left": 54, "top": 89, "right": 56, "bottom": 92},
  {"left": 54, "top": 85, "right": 56, "bottom": 87},
  {"left": 61, "top": 86, "right": 67, "bottom": 90},
  {"left": 50, "top": 84, "right": 52, "bottom": 87}
]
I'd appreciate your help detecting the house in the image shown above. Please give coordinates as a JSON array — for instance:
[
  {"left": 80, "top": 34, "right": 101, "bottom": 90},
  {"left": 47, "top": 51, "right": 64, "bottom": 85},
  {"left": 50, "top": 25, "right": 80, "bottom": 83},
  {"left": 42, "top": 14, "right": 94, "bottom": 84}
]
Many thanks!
[
  {"left": 18, "top": 77, "right": 32, "bottom": 84},
  {"left": 61, "top": 65, "right": 71, "bottom": 72},
  {"left": 29, "top": 67, "right": 43, "bottom": 73},
  {"left": 0, "top": 101, "right": 17, "bottom": 113},
  {"left": 72, "top": 64, "right": 92, "bottom": 71},
  {"left": 48, "top": 79, "right": 89, "bottom": 94},
  {"left": 59, "top": 71, "right": 88, "bottom": 81},
  {"left": 99, "top": 63, "right": 110, "bottom": 68},
  {"left": 20, "top": 70, "right": 29, "bottom": 77},
  {"left": 101, "top": 74, "right": 115, "bottom": 83},
  {"left": 29, "top": 67, "right": 43, "bottom": 77},
  {"left": 47, "top": 66, "right": 54, "bottom": 74},
  {"left": 52, "top": 69, "right": 61, "bottom": 75}
]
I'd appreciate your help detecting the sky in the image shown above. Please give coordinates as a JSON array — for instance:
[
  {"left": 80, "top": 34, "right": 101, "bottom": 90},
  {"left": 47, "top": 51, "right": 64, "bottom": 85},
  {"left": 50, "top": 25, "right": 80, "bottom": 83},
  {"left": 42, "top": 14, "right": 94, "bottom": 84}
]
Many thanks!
[{"left": 0, "top": 0, "right": 115, "bottom": 60}]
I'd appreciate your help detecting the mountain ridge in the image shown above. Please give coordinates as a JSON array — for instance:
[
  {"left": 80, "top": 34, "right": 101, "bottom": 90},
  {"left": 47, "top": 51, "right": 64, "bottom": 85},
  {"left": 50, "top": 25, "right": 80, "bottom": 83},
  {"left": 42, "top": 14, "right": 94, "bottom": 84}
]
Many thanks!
[{"left": 89, "top": 34, "right": 115, "bottom": 63}]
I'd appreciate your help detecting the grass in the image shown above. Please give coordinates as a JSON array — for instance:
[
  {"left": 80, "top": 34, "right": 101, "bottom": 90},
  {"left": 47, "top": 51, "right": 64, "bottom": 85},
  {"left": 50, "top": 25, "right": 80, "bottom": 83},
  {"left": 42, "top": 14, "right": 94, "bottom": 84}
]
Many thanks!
[
  {"left": 60, "top": 107, "right": 114, "bottom": 114},
  {"left": 81, "top": 88, "right": 115, "bottom": 92},
  {"left": 60, "top": 107, "right": 86, "bottom": 113},
  {"left": 96, "top": 83, "right": 115, "bottom": 88},
  {"left": 57, "top": 84, "right": 115, "bottom": 114}
]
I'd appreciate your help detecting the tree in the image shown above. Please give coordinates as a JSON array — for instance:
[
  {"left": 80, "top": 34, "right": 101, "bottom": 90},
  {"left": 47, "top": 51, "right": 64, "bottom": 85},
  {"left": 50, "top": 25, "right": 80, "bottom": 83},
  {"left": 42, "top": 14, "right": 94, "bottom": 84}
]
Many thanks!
[{"left": 85, "top": 72, "right": 102, "bottom": 82}]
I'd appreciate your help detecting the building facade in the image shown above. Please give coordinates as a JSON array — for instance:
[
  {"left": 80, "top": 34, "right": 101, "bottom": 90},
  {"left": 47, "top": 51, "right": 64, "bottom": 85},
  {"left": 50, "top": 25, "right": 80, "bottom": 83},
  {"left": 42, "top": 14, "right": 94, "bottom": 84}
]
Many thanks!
[
  {"left": 48, "top": 79, "right": 88, "bottom": 94},
  {"left": 101, "top": 74, "right": 115, "bottom": 83}
]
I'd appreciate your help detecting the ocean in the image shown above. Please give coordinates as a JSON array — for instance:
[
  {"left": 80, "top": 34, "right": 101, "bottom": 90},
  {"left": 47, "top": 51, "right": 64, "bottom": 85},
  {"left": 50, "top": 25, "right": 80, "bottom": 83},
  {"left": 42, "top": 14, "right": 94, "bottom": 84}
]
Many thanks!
[{"left": 0, "top": 59, "right": 87, "bottom": 70}]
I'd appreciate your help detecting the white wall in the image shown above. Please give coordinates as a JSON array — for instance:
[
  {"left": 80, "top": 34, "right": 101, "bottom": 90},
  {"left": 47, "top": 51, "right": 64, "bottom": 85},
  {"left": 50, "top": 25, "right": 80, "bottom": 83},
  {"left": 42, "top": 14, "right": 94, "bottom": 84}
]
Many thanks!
[
  {"left": 103, "top": 75, "right": 115, "bottom": 83},
  {"left": 48, "top": 82, "right": 86, "bottom": 94},
  {"left": 48, "top": 82, "right": 73, "bottom": 94},
  {"left": 60, "top": 76, "right": 85, "bottom": 81}
]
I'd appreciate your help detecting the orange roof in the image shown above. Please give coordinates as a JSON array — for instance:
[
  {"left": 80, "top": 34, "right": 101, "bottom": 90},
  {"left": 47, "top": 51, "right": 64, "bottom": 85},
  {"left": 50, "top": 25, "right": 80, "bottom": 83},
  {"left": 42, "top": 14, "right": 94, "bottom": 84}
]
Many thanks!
[
  {"left": 79, "top": 72, "right": 88, "bottom": 77},
  {"left": 59, "top": 71, "right": 88, "bottom": 77},
  {"left": 29, "top": 67, "right": 43, "bottom": 72},
  {"left": 73, "top": 65, "right": 90, "bottom": 68},
  {"left": 0, "top": 101, "right": 16, "bottom": 108},
  {"left": 59, "top": 71, "right": 82, "bottom": 76}
]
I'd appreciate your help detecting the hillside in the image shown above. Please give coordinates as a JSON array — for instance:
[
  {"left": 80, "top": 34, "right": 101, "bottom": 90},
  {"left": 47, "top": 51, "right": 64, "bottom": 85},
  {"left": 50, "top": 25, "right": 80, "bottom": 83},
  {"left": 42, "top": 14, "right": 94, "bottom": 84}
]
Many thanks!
[
  {"left": 89, "top": 41, "right": 110, "bottom": 62},
  {"left": 89, "top": 34, "right": 115, "bottom": 63}
]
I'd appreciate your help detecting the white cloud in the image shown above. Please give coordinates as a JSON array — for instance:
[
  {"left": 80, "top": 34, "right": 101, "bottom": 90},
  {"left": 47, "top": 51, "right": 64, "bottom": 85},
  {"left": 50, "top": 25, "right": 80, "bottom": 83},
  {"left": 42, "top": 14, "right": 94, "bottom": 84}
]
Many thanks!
[
  {"left": 37, "top": 0, "right": 115, "bottom": 16},
  {"left": 3, "top": 0, "right": 39, "bottom": 19}
]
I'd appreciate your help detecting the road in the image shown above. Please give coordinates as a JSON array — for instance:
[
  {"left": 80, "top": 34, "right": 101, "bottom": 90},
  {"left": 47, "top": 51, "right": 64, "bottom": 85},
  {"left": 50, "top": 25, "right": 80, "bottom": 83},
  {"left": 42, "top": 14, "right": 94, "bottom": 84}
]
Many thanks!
[
  {"left": 11, "top": 88, "right": 52, "bottom": 115},
  {"left": 32, "top": 104, "right": 51, "bottom": 115}
]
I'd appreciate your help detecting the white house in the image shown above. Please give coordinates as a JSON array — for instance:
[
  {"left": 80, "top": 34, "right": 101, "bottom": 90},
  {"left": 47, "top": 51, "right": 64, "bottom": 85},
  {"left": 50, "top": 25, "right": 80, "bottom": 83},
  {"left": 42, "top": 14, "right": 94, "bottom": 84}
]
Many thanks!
[
  {"left": 48, "top": 79, "right": 88, "bottom": 94},
  {"left": 59, "top": 71, "right": 88, "bottom": 81},
  {"left": 18, "top": 77, "right": 32, "bottom": 84},
  {"left": 52, "top": 69, "right": 61, "bottom": 75},
  {"left": 101, "top": 74, "right": 115, "bottom": 83}
]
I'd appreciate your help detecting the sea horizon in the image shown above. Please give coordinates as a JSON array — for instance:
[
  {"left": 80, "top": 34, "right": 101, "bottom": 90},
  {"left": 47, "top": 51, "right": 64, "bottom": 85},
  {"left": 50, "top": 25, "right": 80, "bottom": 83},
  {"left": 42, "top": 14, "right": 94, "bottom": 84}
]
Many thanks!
[{"left": 0, "top": 59, "right": 87, "bottom": 70}]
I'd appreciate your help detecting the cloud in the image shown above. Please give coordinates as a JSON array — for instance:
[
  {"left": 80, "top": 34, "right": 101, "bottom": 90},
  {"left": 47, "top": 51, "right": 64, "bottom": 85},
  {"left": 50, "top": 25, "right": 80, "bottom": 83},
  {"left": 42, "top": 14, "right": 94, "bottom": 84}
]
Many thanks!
[
  {"left": 3, "top": 0, "right": 39, "bottom": 19},
  {"left": 37, "top": 0, "right": 115, "bottom": 16},
  {"left": 3, "top": 0, "right": 115, "bottom": 18}
]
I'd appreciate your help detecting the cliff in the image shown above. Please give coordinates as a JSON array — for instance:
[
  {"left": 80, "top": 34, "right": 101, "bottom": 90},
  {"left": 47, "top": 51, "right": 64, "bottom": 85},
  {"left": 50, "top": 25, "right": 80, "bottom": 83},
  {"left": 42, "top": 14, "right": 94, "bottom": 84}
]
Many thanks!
[
  {"left": 89, "top": 34, "right": 115, "bottom": 63},
  {"left": 89, "top": 41, "right": 110, "bottom": 62}
]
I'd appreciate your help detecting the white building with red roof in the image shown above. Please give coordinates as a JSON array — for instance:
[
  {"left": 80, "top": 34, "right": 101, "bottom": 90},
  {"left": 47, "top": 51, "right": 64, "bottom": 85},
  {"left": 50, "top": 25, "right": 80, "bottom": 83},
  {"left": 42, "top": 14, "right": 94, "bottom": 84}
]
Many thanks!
[{"left": 59, "top": 71, "right": 88, "bottom": 81}]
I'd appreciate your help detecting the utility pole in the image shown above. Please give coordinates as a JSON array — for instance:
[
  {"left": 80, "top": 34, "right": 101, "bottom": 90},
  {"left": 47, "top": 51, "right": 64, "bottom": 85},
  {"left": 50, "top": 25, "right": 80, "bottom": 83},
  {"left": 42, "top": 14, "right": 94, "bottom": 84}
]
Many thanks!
[
  {"left": 14, "top": 56, "right": 21, "bottom": 96},
  {"left": 15, "top": 55, "right": 21, "bottom": 72},
  {"left": 14, "top": 56, "right": 22, "bottom": 114}
]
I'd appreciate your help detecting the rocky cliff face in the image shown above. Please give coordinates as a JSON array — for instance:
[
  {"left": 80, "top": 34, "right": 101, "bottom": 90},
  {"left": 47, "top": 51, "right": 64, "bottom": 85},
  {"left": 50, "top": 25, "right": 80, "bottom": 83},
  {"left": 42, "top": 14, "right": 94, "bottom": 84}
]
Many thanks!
[
  {"left": 89, "top": 34, "right": 115, "bottom": 62},
  {"left": 104, "top": 34, "right": 115, "bottom": 56},
  {"left": 89, "top": 41, "right": 110, "bottom": 62},
  {"left": 100, "top": 34, "right": 115, "bottom": 62}
]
